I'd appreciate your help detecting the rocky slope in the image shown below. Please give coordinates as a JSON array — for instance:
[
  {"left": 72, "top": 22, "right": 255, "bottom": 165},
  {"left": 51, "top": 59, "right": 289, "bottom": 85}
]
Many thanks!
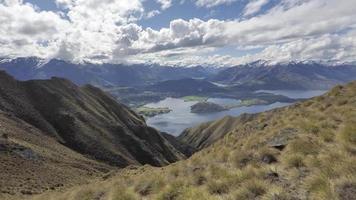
[{"left": 30, "top": 81, "right": 356, "bottom": 200}]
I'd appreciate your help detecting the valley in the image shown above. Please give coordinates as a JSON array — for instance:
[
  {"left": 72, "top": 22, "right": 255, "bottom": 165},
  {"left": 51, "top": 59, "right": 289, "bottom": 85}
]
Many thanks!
[
  {"left": 0, "top": 58, "right": 355, "bottom": 200},
  {"left": 24, "top": 77, "right": 356, "bottom": 200},
  {"left": 1, "top": 1, "right": 356, "bottom": 199}
]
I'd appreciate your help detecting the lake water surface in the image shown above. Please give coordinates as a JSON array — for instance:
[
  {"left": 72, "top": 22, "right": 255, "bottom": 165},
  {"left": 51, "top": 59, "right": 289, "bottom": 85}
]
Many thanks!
[{"left": 145, "top": 97, "right": 290, "bottom": 136}]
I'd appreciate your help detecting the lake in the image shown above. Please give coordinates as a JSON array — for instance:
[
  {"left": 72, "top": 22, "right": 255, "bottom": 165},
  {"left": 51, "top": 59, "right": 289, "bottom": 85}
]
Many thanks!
[{"left": 145, "top": 97, "right": 290, "bottom": 136}]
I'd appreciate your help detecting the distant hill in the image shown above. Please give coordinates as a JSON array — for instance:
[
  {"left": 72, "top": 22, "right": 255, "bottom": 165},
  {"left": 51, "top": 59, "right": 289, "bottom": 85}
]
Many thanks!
[
  {"left": 30, "top": 80, "right": 356, "bottom": 200},
  {"left": 0, "top": 57, "right": 219, "bottom": 87},
  {"left": 178, "top": 114, "right": 255, "bottom": 150},
  {"left": 147, "top": 78, "right": 225, "bottom": 96},
  {"left": 210, "top": 61, "right": 356, "bottom": 90}
]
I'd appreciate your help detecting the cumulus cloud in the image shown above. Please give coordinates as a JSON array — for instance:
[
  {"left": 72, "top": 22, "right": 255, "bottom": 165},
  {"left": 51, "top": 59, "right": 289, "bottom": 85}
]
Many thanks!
[
  {"left": 0, "top": 0, "right": 69, "bottom": 58},
  {"left": 0, "top": 0, "right": 356, "bottom": 66}
]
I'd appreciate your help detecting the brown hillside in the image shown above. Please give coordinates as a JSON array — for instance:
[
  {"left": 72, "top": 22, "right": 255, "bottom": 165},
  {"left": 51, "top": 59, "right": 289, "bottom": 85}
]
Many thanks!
[
  {"left": 178, "top": 114, "right": 255, "bottom": 150},
  {"left": 30, "top": 81, "right": 356, "bottom": 200},
  {"left": 0, "top": 71, "right": 187, "bottom": 199}
]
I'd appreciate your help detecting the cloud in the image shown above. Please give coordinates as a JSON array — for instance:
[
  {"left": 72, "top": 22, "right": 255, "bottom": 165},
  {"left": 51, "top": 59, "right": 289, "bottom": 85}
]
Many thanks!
[
  {"left": 0, "top": 0, "right": 69, "bottom": 58},
  {"left": 156, "top": 0, "right": 172, "bottom": 10},
  {"left": 243, "top": 0, "right": 269, "bottom": 16},
  {"left": 194, "top": 0, "right": 237, "bottom": 8},
  {"left": 236, "top": 31, "right": 356, "bottom": 64},
  {"left": 146, "top": 10, "right": 161, "bottom": 19},
  {"left": 0, "top": 0, "right": 356, "bottom": 67}
]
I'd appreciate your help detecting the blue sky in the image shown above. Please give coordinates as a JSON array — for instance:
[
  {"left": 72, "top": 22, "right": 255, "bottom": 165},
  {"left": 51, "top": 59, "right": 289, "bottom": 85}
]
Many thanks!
[
  {"left": 24, "top": 0, "right": 253, "bottom": 28},
  {"left": 1, "top": 0, "right": 356, "bottom": 66}
]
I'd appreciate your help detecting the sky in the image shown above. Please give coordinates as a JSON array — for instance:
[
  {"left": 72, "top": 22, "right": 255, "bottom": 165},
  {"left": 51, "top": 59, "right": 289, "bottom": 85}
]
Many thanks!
[{"left": 0, "top": 0, "right": 356, "bottom": 67}]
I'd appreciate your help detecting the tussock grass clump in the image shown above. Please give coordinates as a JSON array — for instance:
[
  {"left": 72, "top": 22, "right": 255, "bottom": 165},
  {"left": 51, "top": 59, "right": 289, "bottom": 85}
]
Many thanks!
[
  {"left": 261, "top": 187, "right": 291, "bottom": 200},
  {"left": 283, "top": 153, "right": 305, "bottom": 168},
  {"left": 207, "top": 180, "right": 230, "bottom": 195},
  {"left": 304, "top": 174, "right": 334, "bottom": 200},
  {"left": 320, "top": 129, "right": 335, "bottom": 142},
  {"left": 233, "top": 179, "right": 267, "bottom": 199},
  {"left": 156, "top": 180, "right": 185, "bottom": 200},
  {"left": 134, "top": 175, "right": 164, "bottom": 196},
  {"left": 208, "top": 165, "right": 230, "bottom": 179},
  {"left": 338, "top": 123, "right": 356, "bottom": 145},
  {"left": 229, "top": 150, "right": 254, "bottom": 168},
  {"left": 179, "top": 187, "right": 215, "bottom": 200},
  {"left": 287, "top": 137, "right": 320, "bottom": 155},
  {"left": 110, "top": 187, "right": 138, "bottom": 200},
  {"left": 192, "top": 172, "right": 207, "bottom": 186}
]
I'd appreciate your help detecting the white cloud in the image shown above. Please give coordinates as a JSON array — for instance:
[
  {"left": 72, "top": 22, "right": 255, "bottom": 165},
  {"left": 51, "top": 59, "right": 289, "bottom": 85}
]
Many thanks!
[
  {"left": 156, "top": 0, "right": 172, "bottom": 10},
  {"left": 194, "top": 0, "right": 237, "bottom": 8},
  {"left": 1, "top": 0, "right": 356, "bottom": 66},
  {"left": 243, "top": 0, "right": 269, "bottom": 16},
  {"left": 0, "top": 1, "right": 69, "bottom": 58},
  {"left": 146, "top": 10, "right": 161, "bottom": 19}
]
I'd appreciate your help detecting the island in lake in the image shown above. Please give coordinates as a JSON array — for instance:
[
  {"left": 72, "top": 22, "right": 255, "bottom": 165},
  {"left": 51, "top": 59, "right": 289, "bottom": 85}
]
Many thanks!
[
  {"left": 190, "top": 102, "right": 227, "bottom": 113},
  {"left": 136, "top": 106, "right": 172, "bottom": 117}
]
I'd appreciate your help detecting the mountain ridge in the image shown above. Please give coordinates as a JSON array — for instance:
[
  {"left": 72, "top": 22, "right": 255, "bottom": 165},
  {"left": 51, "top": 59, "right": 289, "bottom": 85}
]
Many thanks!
[{"left": 0, "top": 70, "right": 187, "bottom": 167}]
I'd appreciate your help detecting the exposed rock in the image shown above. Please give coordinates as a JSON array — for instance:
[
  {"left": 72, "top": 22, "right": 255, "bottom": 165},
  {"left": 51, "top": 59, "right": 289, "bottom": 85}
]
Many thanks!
[
  {"left": 267, "top": 128, "right": 298, "bottom": 150},
  {"left": 337, "top": 183, "right": 356, "bottom": 200},
  {"left": 261, "top": 154, "right": 277, "bottom": 164},
  {"left": 1, "top": 133, "right": 8, "bottom": 140},
  {"left": 264, "top": 172, "right": 280, "bottom": 182}
]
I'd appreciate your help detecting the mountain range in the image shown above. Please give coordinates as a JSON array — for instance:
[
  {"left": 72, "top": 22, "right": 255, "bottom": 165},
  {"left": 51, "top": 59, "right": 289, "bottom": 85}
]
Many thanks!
[
  {"left": 210, "top": 61, "right": 356, "bottom": 90},
  {"left": 0, "top": 57, "right": 218, "bottom": 87},
  {"left": 2, "top": 58, "right": 356, "bottom": 92}
]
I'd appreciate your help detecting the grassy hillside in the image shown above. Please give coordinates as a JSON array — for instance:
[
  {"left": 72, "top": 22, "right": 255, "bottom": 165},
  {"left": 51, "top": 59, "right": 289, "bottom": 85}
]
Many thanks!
[
  {"left": 0, "top": 71, "right": 190, "bottom": 199},
  {"left": 178, "top": 114, "right": 255, "bottom": 150},
  {"left": 0, "top": 111, "right": 113, "bottom": 199},
  {"left": 29, "top": 81, "right": 356, "bottom": 200},
  {"left": 0, "top": 71, "right": 185, "bottom": 168}
]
